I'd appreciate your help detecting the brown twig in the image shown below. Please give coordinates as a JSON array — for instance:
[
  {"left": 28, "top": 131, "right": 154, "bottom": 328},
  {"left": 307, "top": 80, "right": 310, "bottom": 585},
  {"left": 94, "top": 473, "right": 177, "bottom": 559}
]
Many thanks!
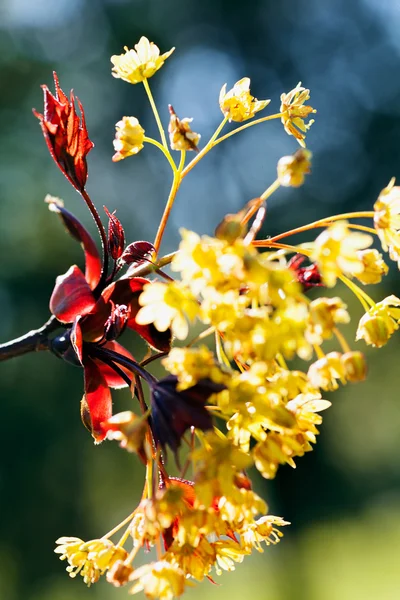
[{"left": 0, "top": 315, "right": 61, "bottom": 362}]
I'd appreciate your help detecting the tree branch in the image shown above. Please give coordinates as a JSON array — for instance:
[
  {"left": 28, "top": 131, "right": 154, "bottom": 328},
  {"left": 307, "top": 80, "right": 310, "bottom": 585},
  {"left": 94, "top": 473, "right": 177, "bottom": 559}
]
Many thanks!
[{"left": 0, "top": 315, "right": 61, "bottom": 362}]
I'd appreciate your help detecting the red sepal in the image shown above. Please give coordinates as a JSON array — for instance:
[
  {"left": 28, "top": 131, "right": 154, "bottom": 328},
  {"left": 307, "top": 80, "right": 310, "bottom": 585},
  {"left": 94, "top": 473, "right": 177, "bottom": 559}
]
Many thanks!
[
  {"left": 47, "top": 199, "right": 101, "bottom": 289},
  {"left": 50, "top": 265, "right": 96, "bottom": 323},
  {"left": 104, "top": 206, "right": 125, "bottom": 260},
  {"left": 83, "top": 357, "right": 112, "bottom": 442}
]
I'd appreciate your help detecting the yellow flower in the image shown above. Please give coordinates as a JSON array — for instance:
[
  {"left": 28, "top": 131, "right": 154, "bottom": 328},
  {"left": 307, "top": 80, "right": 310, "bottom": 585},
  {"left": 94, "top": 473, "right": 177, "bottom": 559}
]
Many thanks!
[
  {"left": 168, "top": 105, "right": 201, "bottom": 151},
  {"left": 192, "top": 430, "right": 252, "bottom": 507},
  {"left": 162, "top": 346, "right": 227, "bottom": 390},
  {"left": 111, "top": 37, "right": 175, "bottom": 84},
  {"left": 311, "top": 221, "right": 373, "bottom": 287},
  {"left": 374, "top": 178, "right": 400, "bottom": 265},
  {"left": 356, "top": 295, "right": 400, "bottom": 347},
  {"left": 165, "top": 537, "right": 216, "bottom": 581},
  {"left": 136, "top": 281, "right": 199, "bottom": 340},
  {"left": 104, "top": 411, "right": 151, "bottom": 459},
  {"left": 112, "top": 116, "right": 145, "bottom": 162},
  {"left": 241, "top": 515, "right": 289, "bottom": 552},
  {"left": 277, "top": 149, "right": 312, "bottom": 187},
  {"left": 253, "top": 432, "right": 306, "bottom": 479},
  {"left": 280, "top": 82, "right": 316, "bottom": 147},
  {"left": 354, "top": 248, "right": 389, "bottom": 285},
  {"left": 308, "top": 297, "right": 350, "bottom": 343},
  {"left": 213, "top": 540, "right": 249, "bottom": 575},
  {"left": 219, "top": 77, "right": 270, "bottom": 122},
  {"left": 54, "top": 537, "right": 116, "bottom": 585},
  {"left": 307, "top": 352, "right": 346, "bottom": 391},
  {"left": 129, "top": 561, "right": 186, "bottom": 600}
]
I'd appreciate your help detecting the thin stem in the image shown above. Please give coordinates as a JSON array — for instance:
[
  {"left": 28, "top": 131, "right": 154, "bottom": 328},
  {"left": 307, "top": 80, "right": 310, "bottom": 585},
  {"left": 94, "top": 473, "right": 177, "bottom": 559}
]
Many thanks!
[
  {"left": 143, "top": 79, "right": 169, "bottom": 151},
  {"left": 253, "top": 240, "right": 312, "bottom": 255},
  {"left": 338, "top": 276, "right": 370, "bottom": 312},
  {"left": 181, "top": 117, "right": 228, "bottom": 180},
  {"left": 267, "top": 211, "right": 375, "bottom": 244},
  {"left": 144, "top": 137, "right": 177, "bottom": 173},
  {"left": 0, "top": 315, "right": 60, "bottom": 362},
  {"left": 333, "top": 327, "right": 351, "bottom": 353},
  {"left": 177, "top": 150, "right": 186, "bottom": 172},
  {"left": 186, "top": 326, "right": 215, "bottom": 348},
  {"left": 153, "top": 171, "right": 181, "bottom": 254},
  {"left": 102, "top": 511, "right": 136, "bottom": 540},
  {"left": 340, "top": 275, "right": 375, "bottom": 308},
  {"left": 241, "top": 179, "right": 281, "bottom": 227},
  {"left": 140, "top": 351, "right": 169, "bottom": 368},
  {"left": 81, "top": 189, "right": 109, "bottom": 290},
  {"left": 347, "top": 224, "right": 377, "bottom": 235},
  {"left": 214, "top": 113, "right": 284, "bottom": 146}
]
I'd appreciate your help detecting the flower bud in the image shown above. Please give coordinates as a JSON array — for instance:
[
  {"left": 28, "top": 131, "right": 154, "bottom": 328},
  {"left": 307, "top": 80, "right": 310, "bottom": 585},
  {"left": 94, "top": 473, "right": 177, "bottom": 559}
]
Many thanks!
[
  {"left": 277, "top": 149, "right": 312, "bottom": 187},
  {"left": 341, "top": 351, "right": 367, "bottom": 382}
]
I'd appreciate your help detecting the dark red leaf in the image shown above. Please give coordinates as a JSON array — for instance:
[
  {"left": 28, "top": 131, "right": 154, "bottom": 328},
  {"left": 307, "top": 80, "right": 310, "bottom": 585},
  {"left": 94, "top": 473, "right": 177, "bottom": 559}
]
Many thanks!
[
  {"left": 121, "top": 240, "right": 156, "bottom": 267},
  {"left": 47, "top": 198, "right": 101, "bottom": 289},
  {"left": 104, "top": 206, "right": 125, "bottom": 260},
  {"left": 33, "top": 72, "right": 94, "bottom": 192},
  {"left": 83, "top": 357, "right": 112, "bottom": 442},
  {"left": 50, "top": 265, "right": 96, "bottom": 323}
]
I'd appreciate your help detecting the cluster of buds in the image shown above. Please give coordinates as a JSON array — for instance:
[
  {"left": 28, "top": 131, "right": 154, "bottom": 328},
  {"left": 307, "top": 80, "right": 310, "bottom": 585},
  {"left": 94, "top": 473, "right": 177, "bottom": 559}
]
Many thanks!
[{"left": 1, "top": 34, "right": 398, "bottom": 600}]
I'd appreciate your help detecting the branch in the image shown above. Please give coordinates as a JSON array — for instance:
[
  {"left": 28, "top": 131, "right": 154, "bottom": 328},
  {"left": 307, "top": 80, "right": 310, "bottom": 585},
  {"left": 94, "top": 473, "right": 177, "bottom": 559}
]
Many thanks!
[{"left": 0, "top": 315, "right": 61, "bottom": 362}]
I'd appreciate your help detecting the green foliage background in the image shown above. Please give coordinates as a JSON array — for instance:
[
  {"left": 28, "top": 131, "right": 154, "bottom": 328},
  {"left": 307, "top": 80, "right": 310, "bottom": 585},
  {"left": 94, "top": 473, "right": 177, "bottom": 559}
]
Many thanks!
[{"left": 1, "top": 1, "right": 400, "bottom": 598}]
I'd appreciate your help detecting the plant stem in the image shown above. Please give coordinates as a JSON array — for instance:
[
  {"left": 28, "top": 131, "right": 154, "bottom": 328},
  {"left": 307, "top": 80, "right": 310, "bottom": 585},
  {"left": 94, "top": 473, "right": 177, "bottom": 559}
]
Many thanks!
[
  {"left": 213, "top": 113, "right": 284, "bottom": 146},
  {"left": 153, "top": 171, "right": 181, "bottom": 254},
  {"left": 81, "top": 189, "right": 109, "bottom": 290},
  {"left": 144, "top": 137, "right": 177, "bottom": 173},
  {"left": 181, "top": 117, "right": 228, "bottom": 179},
  {"left": 266, "top": 212, "right": 375, "bottom": 243},
  {"left": 0, "top": 315, "right": 60, "bottom": 362},
  {"left": 143, "top": 79, "right": 169, "bottom": 151}
]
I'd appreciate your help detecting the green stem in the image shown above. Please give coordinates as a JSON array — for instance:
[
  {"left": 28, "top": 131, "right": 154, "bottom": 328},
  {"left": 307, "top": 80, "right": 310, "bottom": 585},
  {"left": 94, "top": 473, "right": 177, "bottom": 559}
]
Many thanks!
[
  {"left": 181, "top": 117, "right": 228, "bottom": 179},
  {"left": 213, "top": 113, "right": 284, "bottom": 146},
  {"left": 143, "top": 79, "right": 169, "bottom": 151}
]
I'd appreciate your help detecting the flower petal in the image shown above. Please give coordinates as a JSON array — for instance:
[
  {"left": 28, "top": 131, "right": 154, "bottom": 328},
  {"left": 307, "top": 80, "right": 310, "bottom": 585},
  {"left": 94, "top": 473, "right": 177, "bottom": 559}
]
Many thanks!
[
  {"left": 47, "top": 198, "right": 101, "bottom": 289},
  {"left": 83, "top": 357, "right": 112, "bottom": 442},
  {"left": 50, "top": 265, "right": 96, "bottom": 323}
]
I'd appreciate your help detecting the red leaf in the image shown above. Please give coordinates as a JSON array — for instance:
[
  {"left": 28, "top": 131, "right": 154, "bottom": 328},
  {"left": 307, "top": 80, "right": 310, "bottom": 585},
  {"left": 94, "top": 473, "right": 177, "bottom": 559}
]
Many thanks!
[
  {"left": 121, "top": 240, "right": 155, "bottom": 268},
  {"left": 83, "top": 358, "right": 112, "bottom": 442},
  {"left": 95, "top": 341, "right": 136, "bottom": 389},
  {"left": 104, "top": 206, "right": 125, "bottom": 260},
  {"left": 50, "top": 265, "right": 96, "bottom": 323},
  {"left": 47, "top": 199, "right": 101, "bottom": 289}
]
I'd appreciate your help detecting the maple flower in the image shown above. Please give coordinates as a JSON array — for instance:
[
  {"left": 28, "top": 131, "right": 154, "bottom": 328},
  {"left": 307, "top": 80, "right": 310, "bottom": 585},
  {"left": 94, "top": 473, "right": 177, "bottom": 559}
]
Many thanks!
[
  {"left": 307, "top": 352, "right": 346, "bottom": 391},
  {"left": 308, "top": 297, "right": 350, "bottom": 343},
  {"left": 219, "top": 77, "right": 270, "bottom": 122},
  {"left": 374, "top": 178, "right": 400, "bottom": 265},
  {"left": 168, "top": 105, "right": 201, "bottom": 151},
  {"left": 355, "top": 249, "right": 388, "bottom": 285},
  {"left": 136, "top": 281, "right": 200, "bottom": 340},
  {"left": 241, "top": 516, "right": 289, "bottom": 552},
  {"left": 47, "top": 198, "right": 171, "bottom": 441},
  {"left": 277, "top": 149, "right": 312, "bottom": 187},
  {"left": 162, "top": 346, "right": 227, "bottom": 390},
  {"left": 33, "top": 72, "right": 94, "bottom": 191},
  {"left": 280, "top": 82, "right": 316, "bottom": 147},
  {"left": 111, "top": 37, "right": 175, "bottom": 84},
  {"left": 129, "top": 561, "right": 186, "bottom": 600},
  {"left": 311, "top": 221, "right": 373, "bottom": 287},
  {"left": 112, "top": 116, "right": 145, "bottom": 162},
  {"left": 356, "top": 295, "right": 400, "bottom": 347}
]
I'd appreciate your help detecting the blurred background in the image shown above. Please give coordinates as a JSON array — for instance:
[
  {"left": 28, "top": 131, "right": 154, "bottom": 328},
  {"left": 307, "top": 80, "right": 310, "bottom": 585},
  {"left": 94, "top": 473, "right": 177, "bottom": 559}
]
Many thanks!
[{"left": 1, "top": 0, "right": 400, "bottom": 598}]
